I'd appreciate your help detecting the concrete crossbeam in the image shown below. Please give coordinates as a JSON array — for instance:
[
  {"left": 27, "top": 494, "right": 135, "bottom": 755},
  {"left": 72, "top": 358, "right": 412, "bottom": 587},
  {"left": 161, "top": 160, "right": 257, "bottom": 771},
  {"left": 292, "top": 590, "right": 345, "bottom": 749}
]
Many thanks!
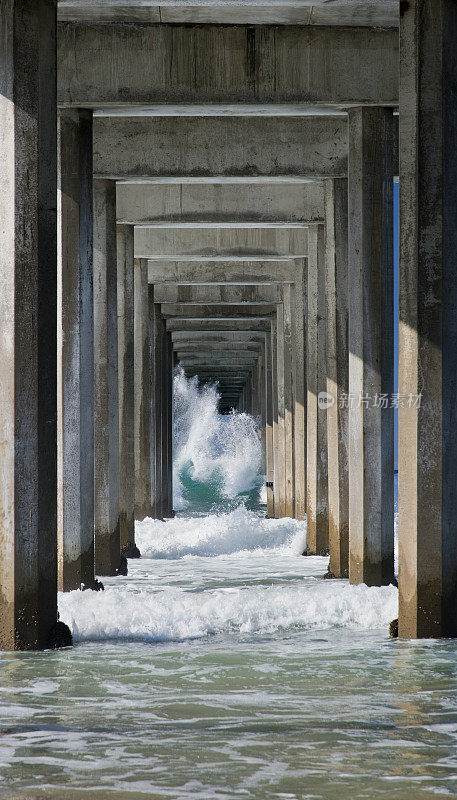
[
  {"left": 148, "top": 260, "right": 297, "bottom": 283},
  {"left": 136, "top": 227, "right": 308, "bottom": 259},
  {"left": 58, "top": 2, "right": 399, "bottom": 28},
  {"left": 167, "top": 319, "right": 271, "bottom": 332},
  {"left": 95, "top": 117, "right": 347, "bottom": 179},
  {"left": 154, "top": 284, "right": 282, "bottom": 304},
  {"left": 161, "top": 304, "right": 275, "bottom": 318},
  {"left": 117, "top": 182, "right": 324, "bottom": 225},
  {"left": 58, "top": 24, "right": 398, "bottom": 107}
]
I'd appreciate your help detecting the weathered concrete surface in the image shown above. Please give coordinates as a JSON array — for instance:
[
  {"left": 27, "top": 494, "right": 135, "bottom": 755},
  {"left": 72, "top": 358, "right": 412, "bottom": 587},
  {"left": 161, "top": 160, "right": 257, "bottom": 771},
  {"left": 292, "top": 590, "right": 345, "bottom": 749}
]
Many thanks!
[
  {"left": 325, "top": 179, "right": 349, "bottom": 578},
  {"left": 398, "top": 0, "right": 457, "bottom": 638},
  {"left": 58, "top": 24, "right": 398, "bottom": 107},
  {"left": 117, "top": 226, "right": 135, "bottom": 547},
  {"left": 148, "top": 260, "right": 297, "bottom": 283},
  {"left": 163, "top": 331, "right": 174, "bottom": 517},
  {"left": 59, "top": 109, "right": 95, "bottom": 591},
  {"left": 161, "top": 304, "right": 276, "bottom": 318},
  {"left": 293, "top": 260, "right": 306, "bottom": 521},
  {"left": 265, "top": 330, "right": 275, "bottom": 517},
  {"left": 283, "top": 284, "right": 296, "bottom": 518},
  {"left": 0, "top": 0, "right": 58, "bottom": 650},
  {"left": 274, "top": 306, "right": 287, "bottom": 517},
  {"left": 134, "top": 259, "right": 153, "bottom": 520},
  {"left": 138, "top": 229, "right": 309, "bottom": 261},
  {"left": 168, "top": 319, "right": 271, "bottom": 332},
  {"left": 58, "top": 2, "right": 398, "bottom": 27},
  {"left": 95, "top": 117, "right": 346, "bottom": 180},
  {"left": 348, "top": 107, "right": 394, "bottom": 587},
  {"left": 175, "top": 345, "right": 263, "bottom": 356},
  {"left": 154, "top": 284, "right": 282, "bottom": 305},
  {"left": 151, "top": 295, "right": 165, "bottom": 519},
  {"left": 307, "top": 224, "right": 328, "bottom": 555},
  {"left": 94, "top": 180, "right": 121, "bottom": 576},
  {"left": 172, "top": 331, "right": 266, "bottom": 343},
  {"left": 137, "top": 227, "right": 308, "bottom": 259},
  {"left": 117, "top": 182, "right": 324, "bottom": 225}
]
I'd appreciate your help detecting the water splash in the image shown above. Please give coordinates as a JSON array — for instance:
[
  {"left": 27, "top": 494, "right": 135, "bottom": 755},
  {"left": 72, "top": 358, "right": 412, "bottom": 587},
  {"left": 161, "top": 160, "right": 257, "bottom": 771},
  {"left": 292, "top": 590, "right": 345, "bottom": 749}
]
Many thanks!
[{"left": 173, "top": 367, "right": 264, "bottom": 512}]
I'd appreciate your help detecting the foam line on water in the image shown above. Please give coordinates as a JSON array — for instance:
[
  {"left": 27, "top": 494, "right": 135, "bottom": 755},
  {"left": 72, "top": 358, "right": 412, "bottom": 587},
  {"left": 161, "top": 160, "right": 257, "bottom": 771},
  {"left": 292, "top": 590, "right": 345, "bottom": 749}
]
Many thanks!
[
  {"left": 59, "top": 581, "right": 398, "bottom": 644},
  {"left": 136, "top": 506, "right": 305, "bottom": 559}
]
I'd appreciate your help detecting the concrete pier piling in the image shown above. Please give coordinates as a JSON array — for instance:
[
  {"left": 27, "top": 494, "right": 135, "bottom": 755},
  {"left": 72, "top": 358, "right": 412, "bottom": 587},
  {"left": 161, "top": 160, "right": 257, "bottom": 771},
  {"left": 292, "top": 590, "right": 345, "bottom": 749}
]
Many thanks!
[
  {"left": 1, "top": 0, "right": 453, "bottom": 647},
  {"left": 0, "top": 0, "right": 60, "bottom": 650},
  {"left": 59, "top": 109, "right": 95, "bottom": 591},
  {"left": 398, "top": 0, "right": 457, "bottom": 638},
  {"left": 94, "top": 180, "right": 121, "bottom": 576},
  {"left": 348, "top": 108, "right": 395, "bottom": 587}
]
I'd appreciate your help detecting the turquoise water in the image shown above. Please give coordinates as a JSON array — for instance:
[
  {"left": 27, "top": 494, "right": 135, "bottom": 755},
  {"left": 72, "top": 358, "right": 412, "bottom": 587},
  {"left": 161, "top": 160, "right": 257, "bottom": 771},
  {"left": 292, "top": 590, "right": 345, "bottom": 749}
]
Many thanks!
[
  {"left": 1, "top": 374, "right": 456, "bottom": 799},
  {"left": 1, "top": 542, "right": 457, "bottom": 799}
]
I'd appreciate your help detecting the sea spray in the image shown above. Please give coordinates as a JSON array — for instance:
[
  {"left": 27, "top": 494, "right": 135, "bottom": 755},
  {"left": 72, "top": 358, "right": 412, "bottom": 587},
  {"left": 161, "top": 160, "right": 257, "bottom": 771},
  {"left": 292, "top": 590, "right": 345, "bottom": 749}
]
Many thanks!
[{"left": 173, "top": 367, "right": 264, "bottom": 511}]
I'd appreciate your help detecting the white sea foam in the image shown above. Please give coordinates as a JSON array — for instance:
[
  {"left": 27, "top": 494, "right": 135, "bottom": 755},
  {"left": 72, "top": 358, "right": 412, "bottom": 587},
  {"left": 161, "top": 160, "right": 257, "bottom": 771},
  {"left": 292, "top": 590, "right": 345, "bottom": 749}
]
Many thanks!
[
  {"left": 59, "top": 580, "right": 398, "bottom": 644},
  {"left": 136, "top": 506, "right": 305, "bottom": 559}
]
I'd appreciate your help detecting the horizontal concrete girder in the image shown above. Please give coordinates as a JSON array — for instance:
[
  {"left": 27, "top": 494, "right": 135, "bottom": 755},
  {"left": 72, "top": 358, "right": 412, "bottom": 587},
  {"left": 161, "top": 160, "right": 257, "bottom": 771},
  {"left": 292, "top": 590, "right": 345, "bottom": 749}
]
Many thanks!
[
  {"left": 161, "top": 304, "right": 276, "bottom": 318},
  {"left": 154, "top": 284, "right": 282, "bottom": 304},
  {"left": 58, "top": 2, "right": 398, "bottom": 27},
  {"left": 175, "top": 344, "right": 263, "bottom": 353},
  {"left": 136, "top": 228, "right": 308, "bottom": 259},
  {"left": 95, "top": 117, "right": 347, "bottom": 179},
  {"left": 58, "top": 24, "right": 398, "bottom": 107},
  {"left": 167, "top": 319, "right": 271, "bottom": 332},
  {"left": 148, "top": 260, "right": 297, "bottom": 283},
  {"left": 175, "top": 347, "right": 261, "bottom": 363},
  {"left": 117, "top": 182, "right": 324, "bottom": 224},
  {"left": 172, "top": 331, "right": 265, "bottom": 343},
  {"left": 180, "top": 358, "right": 258, "bottom": 366}
]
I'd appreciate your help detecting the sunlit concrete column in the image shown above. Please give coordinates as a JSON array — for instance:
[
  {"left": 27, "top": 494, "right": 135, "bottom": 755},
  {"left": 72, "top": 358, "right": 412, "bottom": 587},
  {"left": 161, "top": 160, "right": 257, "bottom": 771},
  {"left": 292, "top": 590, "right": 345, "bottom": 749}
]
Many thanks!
[
  {"left": 348, "top": 107, "right": 394, "bottom": 587},
  {"left": 94, "top": 179, "right": 121, "bottom": 576},
  {"left": 151, "top": 293, "right": 165, "bottom": 519},
  {"left": 0, "top": 0, "right": 59, "bottom": 649},
  {"left": 265, "top": 330, "right": 275, "bottom": 517},
  {"left": 275, "top": 305, "right": 287, "bottom": 518},
  {"left": 325, "top": 179, "right": 349, "bottom": 578},
  {"left": 307, "top": 224, "right": 329, "bottom": 554},
  {"left": 59, "top": 109, "right": 95, "bottom": 591},
  {"left": 134, "top": 258, "right": 153, "bottom": 520},
  {"left": 399, "top": 1, "right": 457, "bottom": 637},
  {"left": 294, "top": 260, "right": 307, "bottom": 521},
  {"left": 283, "top": 284, "right": 296, "bottom": 518},
  {"left": 259, "top": 348, "right": 267, "bottom": 474},
  {"left": 117, "top": 226, "right": 136, "bottom": 548}
]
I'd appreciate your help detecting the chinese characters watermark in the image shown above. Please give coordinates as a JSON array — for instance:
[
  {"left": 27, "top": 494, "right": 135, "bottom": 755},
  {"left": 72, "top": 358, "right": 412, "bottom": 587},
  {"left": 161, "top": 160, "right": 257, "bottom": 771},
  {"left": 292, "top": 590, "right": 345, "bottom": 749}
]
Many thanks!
[{"left": 318, "top": 391, "right": 422, "bottom": 410}]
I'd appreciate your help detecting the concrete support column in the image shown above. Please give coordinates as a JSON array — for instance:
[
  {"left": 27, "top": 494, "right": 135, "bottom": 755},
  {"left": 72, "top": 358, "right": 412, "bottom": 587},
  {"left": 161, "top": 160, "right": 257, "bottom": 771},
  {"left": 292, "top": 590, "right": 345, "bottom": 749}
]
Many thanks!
[
  {"left": 284, "top": 284, "right": 296, "bottom": 518},
  {"left": 117, "top": 226, "right": 136, "bottom": 548},
  {"left": 307, "top": 224, "right": 329, "bottom": 554},
  {"left": 259, "top": 348, "right": 267, "bottom": 475},
  {"left": 348, "top": 107, "right": 394, "bottom": 587},
  {"left": 0, "top": 0, "right": 58, "bottom": 649},
  {"left": 265, "top": 330, "right": 275, "bottom": 517},
  {"left": 294, "top": 260, "right": 307, "bottom": 521},
  {"left": 134, "top": 258, "right": 153, "bottom": 520},
  {"left": 163, "top": 331, "right": 174, "bottom": 517},
  {"left": 94, "top": 180, "right": 121, "bottom": 576},
  {"left": 275, "top": 305, "right": 287, "bottom": 518},
  {"left": 325, "top": 179, "right": 349, "bottom": 578},
  {"left": 59, "top": 109, "right": 95, "bottom": 591},
  {"left": 399, "top": 1, "right": 457, "bottom": 637},
  {"left": 151, "top": 293, "right": 164, "bottom": 519}
]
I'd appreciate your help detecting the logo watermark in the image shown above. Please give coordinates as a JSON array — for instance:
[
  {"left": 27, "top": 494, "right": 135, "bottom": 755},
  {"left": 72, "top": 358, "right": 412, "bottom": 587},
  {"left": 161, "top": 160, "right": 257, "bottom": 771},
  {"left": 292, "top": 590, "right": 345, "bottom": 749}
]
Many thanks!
[{"left": 318, "top": 391, "right": 422, "bottom": 410}]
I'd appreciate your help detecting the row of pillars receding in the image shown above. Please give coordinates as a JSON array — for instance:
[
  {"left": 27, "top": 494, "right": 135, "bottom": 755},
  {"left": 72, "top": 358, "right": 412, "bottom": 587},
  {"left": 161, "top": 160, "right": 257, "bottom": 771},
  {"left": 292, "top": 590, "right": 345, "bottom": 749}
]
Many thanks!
[{"left": 1, "top": 0, "right": 457, "bottom": 648}]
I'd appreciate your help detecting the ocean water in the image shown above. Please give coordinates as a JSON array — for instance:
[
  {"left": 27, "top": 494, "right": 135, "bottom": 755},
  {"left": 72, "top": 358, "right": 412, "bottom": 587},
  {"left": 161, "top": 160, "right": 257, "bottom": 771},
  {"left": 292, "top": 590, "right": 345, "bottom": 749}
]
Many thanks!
[{"left": 1, "top": 373, "right": 457, "bottom": 799}]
